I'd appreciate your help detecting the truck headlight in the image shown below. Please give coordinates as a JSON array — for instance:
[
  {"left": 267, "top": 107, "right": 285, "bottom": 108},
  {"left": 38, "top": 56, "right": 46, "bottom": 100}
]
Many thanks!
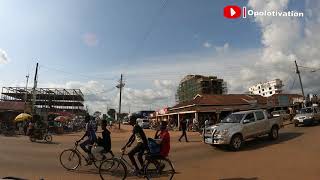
[
  {"left": 305, "top": 116, "right": 312, "bottom": 119},
  {"left": 216, "top": 129, "right": 228, "bottom": 136}
]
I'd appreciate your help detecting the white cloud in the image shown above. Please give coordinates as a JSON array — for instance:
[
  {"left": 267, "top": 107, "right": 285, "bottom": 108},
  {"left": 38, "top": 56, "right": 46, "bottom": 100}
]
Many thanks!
[
  {"left": 0, "top": 49, "right": 9, "bottom": 64},
  {"left": 82, "top": 33, "right": 99, "bottom": 47},
  {"left": 214, "top": 43, "right": 229, "bottom": 53},
  {"left": 244, "top": 0, "right": 320, "bottom": 94},
  {"left": 10, "top": 0, "right": 320, "bottom": 113},
  {"left": 203, "top": 42, "right": 212, "bottom": 48}
]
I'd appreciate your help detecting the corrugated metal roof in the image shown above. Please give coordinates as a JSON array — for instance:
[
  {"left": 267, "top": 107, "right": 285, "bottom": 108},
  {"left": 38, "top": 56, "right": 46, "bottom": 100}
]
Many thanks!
[
  {"left": 0, "top": 101, "right": 25, "bottom": 111},
  {"left": 172, "top": 94, "right": 267, "bottom": 109}
]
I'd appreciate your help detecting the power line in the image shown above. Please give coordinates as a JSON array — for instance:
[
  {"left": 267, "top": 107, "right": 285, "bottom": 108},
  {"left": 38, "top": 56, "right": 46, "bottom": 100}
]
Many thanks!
[
  {"left": 290, "top": 75, "right": 296, "bottom": 90},
  {"left": 40, "top": 65, "right": 118, "bottom": 81},
  {"left": 132, "top": 0, "right": 169, "bottom": 58}
]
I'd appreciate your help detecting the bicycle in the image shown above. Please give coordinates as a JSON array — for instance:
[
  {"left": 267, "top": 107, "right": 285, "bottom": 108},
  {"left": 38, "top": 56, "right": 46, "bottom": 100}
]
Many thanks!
[
  {"left": 59, "top": 141, "right": 114, "bottom": 170},
  {"left": 99, "top": 150, "right": 175, "bottom": 180}
]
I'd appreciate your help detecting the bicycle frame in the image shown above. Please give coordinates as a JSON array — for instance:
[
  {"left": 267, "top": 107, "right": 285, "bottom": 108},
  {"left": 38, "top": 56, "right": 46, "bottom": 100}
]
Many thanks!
[
  {"left": 118, "top": 151, "right": 153, "bottom": 174},
  {"left": 72, "top": 144, "right": 91, "bottom": 163}
]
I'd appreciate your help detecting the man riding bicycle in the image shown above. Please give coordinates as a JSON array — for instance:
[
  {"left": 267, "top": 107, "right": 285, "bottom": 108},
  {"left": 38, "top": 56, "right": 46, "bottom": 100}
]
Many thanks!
[
  {"left": 77, "top": 115, "right": 97, "bottom": 165},
  {"left": 121, "top": 116, "right": 149, "bottom": 174}
]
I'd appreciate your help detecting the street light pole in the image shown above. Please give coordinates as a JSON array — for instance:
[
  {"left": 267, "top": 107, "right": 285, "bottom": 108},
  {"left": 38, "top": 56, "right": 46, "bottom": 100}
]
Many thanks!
[
  {"left": 24, "top": 74, "right": 29, "bottom": 113},
  {"left": 295, "top": 60, "right": 305, "bottom": 102},
  {"left": 116, "top": 74, "right": 125, "bottom": 129},
  {"left": 32, "top": 63, "right": 39, "bottom": 115}
]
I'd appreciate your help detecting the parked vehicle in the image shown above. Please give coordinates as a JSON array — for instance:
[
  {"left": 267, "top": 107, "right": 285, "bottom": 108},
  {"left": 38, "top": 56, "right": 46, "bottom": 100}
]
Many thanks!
[
  {"left": 137, "top": 118, "right": 150, "bottom": 129},
  {"left": 293, "top": 107, "right": 320, "bottom": 127},
  {"left": 271, "top": 110, "right": 291, "bottom": 121},
  {"left": 204, "top": 109, "right": 283, "bottom": 151}
]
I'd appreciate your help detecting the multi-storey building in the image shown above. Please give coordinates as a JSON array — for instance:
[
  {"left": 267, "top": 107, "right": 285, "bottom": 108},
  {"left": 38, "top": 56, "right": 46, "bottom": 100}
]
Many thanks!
[
  {"left": 176, "top": 75, "right": 227, "bottom": 103},
  {"left": 249, "top": 79, "right": 283, "bottom": 97}
]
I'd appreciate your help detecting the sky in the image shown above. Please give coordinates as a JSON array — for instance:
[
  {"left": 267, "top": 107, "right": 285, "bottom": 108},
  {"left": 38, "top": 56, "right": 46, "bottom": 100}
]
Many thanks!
[{"left": 0, "top": 0, "right": 320, "bottom": 113}]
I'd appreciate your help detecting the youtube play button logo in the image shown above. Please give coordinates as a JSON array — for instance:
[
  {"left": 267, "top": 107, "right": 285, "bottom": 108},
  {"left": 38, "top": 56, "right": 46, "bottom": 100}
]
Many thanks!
[{"left": 224, "top": 5, "right": 241, "bottom": 19}]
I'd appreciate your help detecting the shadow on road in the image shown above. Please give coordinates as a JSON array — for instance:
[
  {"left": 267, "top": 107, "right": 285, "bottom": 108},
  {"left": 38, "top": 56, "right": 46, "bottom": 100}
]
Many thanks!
[
  {"left": 73, "top": 169, "right": 99, "bottom": 175},
  {"left": 220, "top": 177, "right": 258, "bottom": 180},
  {"left": 213, "top": 132, "right": 303, "bottom": 152},
  {"left": 32, "top": 141, "right": 61, "bottom": 145}
]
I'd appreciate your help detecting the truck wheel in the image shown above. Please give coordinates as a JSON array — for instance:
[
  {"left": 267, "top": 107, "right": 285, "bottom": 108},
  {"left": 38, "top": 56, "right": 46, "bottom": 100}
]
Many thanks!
[
  {"left": 230, "top": 135, "right": 242, "bottom": 151},
  {"left": 269, "top": 126, "right": 279, "bottom": 140},
  {"left": 294, "top": 123, "right": 299, "bottom": 127}
]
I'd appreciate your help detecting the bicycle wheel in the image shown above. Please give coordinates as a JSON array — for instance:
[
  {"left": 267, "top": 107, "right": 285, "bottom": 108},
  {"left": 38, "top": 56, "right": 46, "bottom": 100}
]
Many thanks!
[
  {"left": 145, "top": 158, "right": 175, "bottom": 180},
  {"left": 99, "top": 158, "right": 127, "bottom": 180},
  {"left": 93, "top": 151, "right": 114, "bottom": 169},
  {"left": 29, "top": 136, "right": 36, "bottom": 142},
  {"left": 44, "top": 135, "right": 53, "bottom": 143},
  {"left": 59, "top": 149, "right": 81, "bottom": 170}
]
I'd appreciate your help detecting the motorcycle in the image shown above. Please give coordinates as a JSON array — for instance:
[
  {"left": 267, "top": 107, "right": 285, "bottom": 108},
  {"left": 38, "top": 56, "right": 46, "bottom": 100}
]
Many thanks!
[{"left": 29, "top": 130, "right": 52, "bottom": 143}]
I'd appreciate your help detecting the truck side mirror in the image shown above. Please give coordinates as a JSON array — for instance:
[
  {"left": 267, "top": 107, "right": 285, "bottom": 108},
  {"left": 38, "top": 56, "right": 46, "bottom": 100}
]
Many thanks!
[{"left": 243, "top": 119, "right": 251, "bottom": 124}]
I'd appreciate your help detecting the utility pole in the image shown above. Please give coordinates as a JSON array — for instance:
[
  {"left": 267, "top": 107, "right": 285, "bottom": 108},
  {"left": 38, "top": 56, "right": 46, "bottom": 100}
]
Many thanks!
[
  {"left": 32, "top": 63, "right": 39, "bottom": 115},
  {"left": 116, "top": 74, "right": 125, "bottom": 129},
  {"left": 295, "top": 60, "right": 305, "bottom": 104},
  {"left": 24, "top": 74, "right": 30, "bottom": 113}
]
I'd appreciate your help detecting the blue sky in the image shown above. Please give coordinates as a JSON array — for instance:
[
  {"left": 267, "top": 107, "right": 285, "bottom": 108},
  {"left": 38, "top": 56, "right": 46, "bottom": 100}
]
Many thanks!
[
  {"left": 0, "top": 0, "right": 260, "bottom": 82},
  {"left": 0, "top": 0, "right": 317, "bottom": 112}
]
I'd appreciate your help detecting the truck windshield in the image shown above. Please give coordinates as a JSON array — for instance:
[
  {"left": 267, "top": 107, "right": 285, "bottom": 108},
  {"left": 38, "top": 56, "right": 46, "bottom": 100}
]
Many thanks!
[
  {"left": 300, "top": 108, "right": 313, "bottom": 114},
  {"left": 221, "top": 114, "right": 245, "bottom": 123}
]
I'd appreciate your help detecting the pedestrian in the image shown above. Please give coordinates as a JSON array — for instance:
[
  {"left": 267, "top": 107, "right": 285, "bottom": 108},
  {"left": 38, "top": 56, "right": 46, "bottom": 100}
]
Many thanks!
[
  {"left": 18, "top": 122, "right": 23, "bottom": 135},
  {"left": 178, "top": 119, "right": 188, "bottom": 142},
  {"left": 23, "top": 121, "right": 28, "bottom": 135}
]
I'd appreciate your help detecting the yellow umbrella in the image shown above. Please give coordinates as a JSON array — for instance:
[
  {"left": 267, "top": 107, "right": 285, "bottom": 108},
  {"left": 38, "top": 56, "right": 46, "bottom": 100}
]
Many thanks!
[{"left": 14, "top": 113, "right": 32, "bottom": 122}]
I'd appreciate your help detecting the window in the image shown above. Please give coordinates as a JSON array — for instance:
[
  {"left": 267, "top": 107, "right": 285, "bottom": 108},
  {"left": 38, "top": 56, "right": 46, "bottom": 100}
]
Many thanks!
[
  {"left": 259, "top": 91, "right": 261, "bottom": 93},
  {"left": 255, "top": 111, "right": 265, "bottom": 121},
  {"left": 258, "top": 86, "right": 260, "bottom": 89},
  {"left": 244, "top": 113, "right": 255, "bottom": 122},
  {"left": 262, "top": 89, "right": 264, "bottom": 91},
  {"left": 263, "top": 93, "right": 265, "bottom": 96},
  {"left": 270, "top": 92, "right": 272, "bottom": 94},
  {"left": 269, "top": 87, "right": 272, "bottom": 90}
]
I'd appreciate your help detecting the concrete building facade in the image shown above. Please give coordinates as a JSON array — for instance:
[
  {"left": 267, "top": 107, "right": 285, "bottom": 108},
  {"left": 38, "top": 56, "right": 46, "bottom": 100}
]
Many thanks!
[
  {"left": 176, "top": 75, "right": 227, "bottom": 103},
  {"left": 249, "top": 79, "right": 283, "bottom": 97}
]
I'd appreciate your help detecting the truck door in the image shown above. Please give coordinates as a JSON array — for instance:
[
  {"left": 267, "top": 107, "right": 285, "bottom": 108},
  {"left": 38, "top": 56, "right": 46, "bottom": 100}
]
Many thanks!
[
  {"left": 242, "top": 113, "right": 258, "bottom": 138},
  {"left": 254, "top": 111, "right": 268, "bottom": 134}
]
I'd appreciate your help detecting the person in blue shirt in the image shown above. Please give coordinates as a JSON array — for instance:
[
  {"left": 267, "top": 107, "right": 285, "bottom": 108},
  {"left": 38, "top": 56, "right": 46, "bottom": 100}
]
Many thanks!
[{"left": 77, "top": 115, "right": 97, "bottom": 165}]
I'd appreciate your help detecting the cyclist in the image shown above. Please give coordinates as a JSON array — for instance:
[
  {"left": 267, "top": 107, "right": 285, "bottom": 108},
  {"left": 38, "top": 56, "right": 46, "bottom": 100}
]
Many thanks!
[
  {"left": 121, "top": 116, "right": 149, "bottom": 174},
  {"left": 77, "top": 115, "right": 97, "bottom": 165}
]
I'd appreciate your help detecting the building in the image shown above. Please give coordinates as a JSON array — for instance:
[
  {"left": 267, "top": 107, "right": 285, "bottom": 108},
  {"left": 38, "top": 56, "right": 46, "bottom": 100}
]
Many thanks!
[
  {"left": 157, "top": 94, "right": 267, "bottom": 128},
  {"left": 176, "top": 75, "right": 227, "bottom": 103},
  {"left": 249, "top": 79, "right": 283, "bottom": 97},
  {"left": 1, "top": 87, "right": 85, "bottom": 114},
  {"left": 267, "top": 94, "right": 303, "bottom": 110},
  {"left": 156, "top": 93, "right": 303, "bottom": 129}
]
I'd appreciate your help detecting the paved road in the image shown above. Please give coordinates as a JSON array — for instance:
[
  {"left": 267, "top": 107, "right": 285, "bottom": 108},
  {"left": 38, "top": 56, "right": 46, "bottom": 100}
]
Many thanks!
[{"left": 0, "top": 124, "right": 319, "bottom": 180}]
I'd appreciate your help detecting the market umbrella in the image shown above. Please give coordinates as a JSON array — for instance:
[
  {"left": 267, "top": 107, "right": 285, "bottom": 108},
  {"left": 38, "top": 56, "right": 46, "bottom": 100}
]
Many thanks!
[
  {"left": 54, "top": 116, "right": 70, "bottom": 122},
  {"left": 14, "top": 113, "right": 32, "bottom": 122}
]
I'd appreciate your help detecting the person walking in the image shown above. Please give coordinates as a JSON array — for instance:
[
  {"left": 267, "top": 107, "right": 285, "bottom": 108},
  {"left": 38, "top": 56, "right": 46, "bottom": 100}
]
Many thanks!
[{"left": 178, "top": 118, "right": 188, "bottom": 142}]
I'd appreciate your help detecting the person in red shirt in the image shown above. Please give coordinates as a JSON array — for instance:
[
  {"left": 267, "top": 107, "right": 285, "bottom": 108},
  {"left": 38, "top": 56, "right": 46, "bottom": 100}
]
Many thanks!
[{"left": 155, "top": 121, "right": 170, "bottom": 157}]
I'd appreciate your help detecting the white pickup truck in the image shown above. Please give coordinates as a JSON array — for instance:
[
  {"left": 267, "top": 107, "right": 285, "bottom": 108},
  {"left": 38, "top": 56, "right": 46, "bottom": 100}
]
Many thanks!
[{"left": 204, "top": 109, "right": 283, "bottom": 151}]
